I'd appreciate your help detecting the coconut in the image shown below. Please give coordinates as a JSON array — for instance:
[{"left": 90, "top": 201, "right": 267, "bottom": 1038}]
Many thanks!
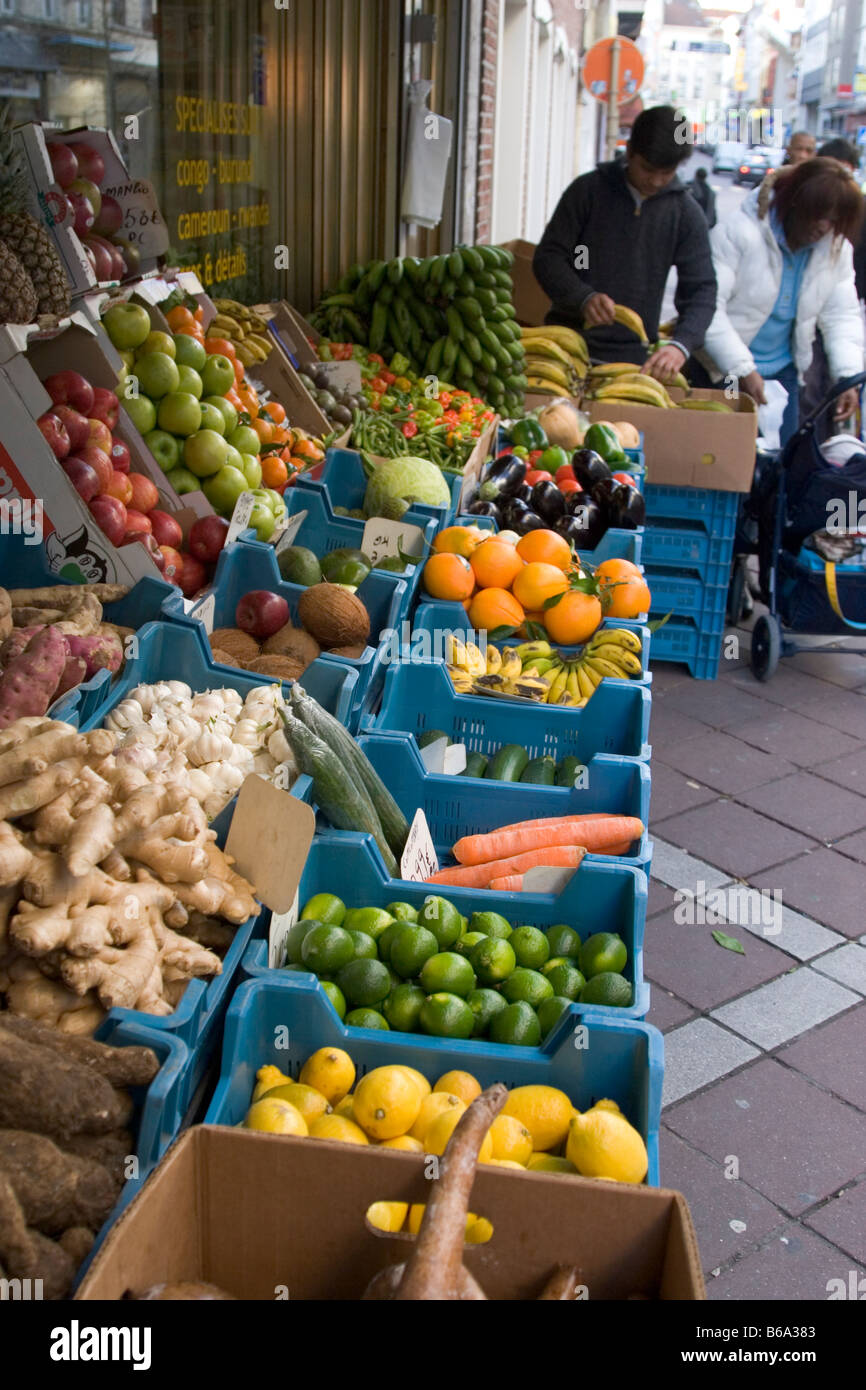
[
  {"left": 298, "top": 583, "right": 371, "bottom": 648},
  {"left": 328, "top": 643, "right": 367, "bottom": 658},
  {"left": 210, "top": 648, "right": 236, "bottom": 666},
  {"left": 209, "top": 628, "right": 260, "bottom": 662},
  {"left": 245, "top": 655, "right": 308, "bottom": 682},
  {"left": 262, "top": 625, "right": 321, "bottom": 665}
]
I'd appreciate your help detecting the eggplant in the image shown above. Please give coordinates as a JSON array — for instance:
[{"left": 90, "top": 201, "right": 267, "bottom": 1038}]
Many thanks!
[
  {"left": 514, "top": 509, "right": 548, "bottom": 536},
  {"left": 610, "top": 486, "right": 646, "bottom": 530},
  {"left": 500, "top": 496, "right": 534, "bottom": 531},
  {"left": 478, "top": 453, "right": 527, "bottom": 503},
  {"left": 530, "top": 479, "right": 566, "bottom": 525},
  {"left": 572, "top": 448, "right": 612, "bottom": 491},
  {"left": 590, "top": 476, "right": 623, "bottom": 513},
  {"left": 467, "top": 498, "right": 503, "bottom": 524},
  {"left": 565, "top": 488, "right": 593, "bottom": 516},
  {"left": 555, "top": 499, "right": 606, "bottom": 549},
  {"left": 514, "top": 482, "right": 535, "bottom": 506},
  {"left": 555, "top": 515, "right": 597, "bottom": 548}
]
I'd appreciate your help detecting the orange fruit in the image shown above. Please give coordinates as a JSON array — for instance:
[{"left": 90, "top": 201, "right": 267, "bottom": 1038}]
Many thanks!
[
  {"left": 468, "top": 587, "right": 525, "bottom": 633},
  {"left": 167, "top": 306, "right": 196, "bottom": 331},
  {"left": 469, "top": 539, "right": 524, "bottom": 591},
  {"left": 512, "top": 562, "right": 569, "bottom": 612},
  {"left": 594, "top": 558, "right": 643, "bottom": 584},
  {"left": 261, "top": 456, "right": 289, "bottom": 489},
  {"left": 543, "top": 590, "right": 602, "bottom": 645},
  {"left": 515, "top": 529, "right": 573, "bottom": 571},
  {"left": 601, "top": 574, "right": 651, "bottom": 619},
  {"left": 423, "top": 553, "right": 475, "bottom": 602},
  {"left": 252, "top": 417, "right": 275, "bottom": 445},
  {"left": 433, "top": 526, "right": 485, "bottom": 558},
  {"left": 263, "top": 401, "right": 287, "bottom": 424},
  {"left": 204, "top": 338, "right": 237, "bottom": 361}
]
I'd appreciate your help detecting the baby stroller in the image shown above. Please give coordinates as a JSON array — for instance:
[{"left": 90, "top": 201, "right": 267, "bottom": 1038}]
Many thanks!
[{"left": 728, "top": 371, "right": 866, "bottom": 680}]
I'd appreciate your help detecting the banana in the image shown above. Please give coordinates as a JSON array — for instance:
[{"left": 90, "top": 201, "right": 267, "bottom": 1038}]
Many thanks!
[
  {"left": 485, "top": 644, "right": 502, "bottom": 675},
  {"left": 589, "top": 643, "right": 643, "bottom": 675},
  {"left": 576, "top": 663, "right": 598, "bottom": 701},
  {"left": 233, "top": 343, "right": 257, "bottom": 366},
  {"left": 522, "top": 666, "right": 540, "bottom": 678},
  {"left": 246, "top": 333, "right": 273, "bottom": 356},
  {"left": 464, "top": 642, "right": 487, "bottom": 678},
  {"left": 515, "top": 640, "right": 554, "bottom": 663},
  {"left": 677, "top": 399, "right": 734, "bottom": 412},
  {"left": 527, "top": 376, "right": 570, "bottom": 395},
  {"left": 566, "top": 666, "right": 581, "bottom": 702},
  {"left": 521, "top": 324, "right": 588, "bottom": 359},
  {"left": 591, "top": 383, "right": 670, "bottom": 408},
  {"left": 447, "top": 666, "right": 473, "bottom": 693},
  {"left": 556, "top": 691, "right": 580, "bottom": 707},
  {"left": 546, "top": 665, "right": 569, "bottom": 704},
  {"left": 500, "top": 648, "right": 522, "bottom": 681},
  {"left": 530, "top": 657, "right": 558, "bottom": 678},
  {"left": 593, "top": 376, "right": 673, "bottom": 407},
  {"left": 584, "top": 655, "right": 627, "bottom": 681},
  {"left": 518, "top": 339, "right": 576, "bottom": 369},
  {"left": 473, "top": 674, "right": 513, "bottom": 696},
  {"left": 613, "top": 304, "right": 649, "bottom": 344},
  {"left": 587, "top": 362, "right": 644, "bottom": 378},
  {"left": 210, "top": 314, "right": 244, "bottom": 334},
  {"left": 445, "top": 634, "right": 469, "bottom": 670},
  {"left": 595, "top": 627, "right": 642, "bottom": 653},
  {"left": 513, "top": 677, "right": 550, "bottom": 700},
  {"left": 525, "top": 360, "right": 575, "bottom": 391},
  {"left": 575, "top": 696, "right": 589, "bottom": 709}
]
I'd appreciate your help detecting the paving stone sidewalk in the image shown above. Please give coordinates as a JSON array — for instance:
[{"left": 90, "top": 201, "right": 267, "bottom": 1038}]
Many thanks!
[{"left": 647, "top": 630, "right": 866, "bottom": 1301}]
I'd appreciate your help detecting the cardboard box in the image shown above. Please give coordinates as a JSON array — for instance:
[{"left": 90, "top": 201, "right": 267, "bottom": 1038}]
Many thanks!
[
  {"left": 77, "top": 1125, "right": 705, "bottom": 1300},
  {"left": 256, "top": 301, "right": 320, "bottom": 370},
  {"left": 11, "top": 121, "right": 96, "bottom": 299},
  {"left": 502, "top": 238, "right": 551, "bottom": 328}
]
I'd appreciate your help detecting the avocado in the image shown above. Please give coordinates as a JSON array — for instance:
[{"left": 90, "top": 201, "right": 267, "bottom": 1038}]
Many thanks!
[{"left": 276, "top": 545, "right": 322, "bottom": 587}]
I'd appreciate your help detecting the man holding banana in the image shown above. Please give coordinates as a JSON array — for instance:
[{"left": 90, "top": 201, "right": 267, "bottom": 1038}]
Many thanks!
[{"left": 533, "top": 106, "right": 716, "bottom": 385}]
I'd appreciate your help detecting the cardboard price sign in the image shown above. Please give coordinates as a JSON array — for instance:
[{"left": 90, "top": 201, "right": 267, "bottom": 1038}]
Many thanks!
[
  {"left": 400, "top": 808, "right": 440, "bottom": 882},
  {"left": 268, "top": 890, "right": 299, "bottom": 969},
  {"left": 226, "top": 774, "right": 316, "bottom": 923},
  {"left": 225, "top": 490, "right": 256, "bottom": 544},
  {"left": 192, "top": 591, "right": 215, "bottom": 634},
  {"left": 361, "top": 517, "right": 427, "bottom": 567},
  {"left": 316, "top": 361, "right": 363, "bottom": 394},
  {"left": 275, "top": 510, "right": 309, "bottom": 553},
  {"left": 419, "top": 737, "right": 467, "bottom": 776},
  {"left": 522, "top": 865, "right": 579, "bottom": 895}
]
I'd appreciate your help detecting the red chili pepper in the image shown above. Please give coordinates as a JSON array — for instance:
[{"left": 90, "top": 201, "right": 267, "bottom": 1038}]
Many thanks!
[
  {"left": 381, "top": 369, "right": 396, "bottom": 385},
  {"left": 401, "top": 421, "right": 418, "bottom": 438},
  {"left": 370, "top": 376, "right": 389, "bottom": 394},
  {"left": 367, "top": 353, "right": 385, "bottom": 366},
  {"left": 438, "top": 392, "right": 452, "bottom": 407}
]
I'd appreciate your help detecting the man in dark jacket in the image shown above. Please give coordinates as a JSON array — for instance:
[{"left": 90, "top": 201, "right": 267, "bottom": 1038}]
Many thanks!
[
  {"left": 533, "top": 106, "right": 716, "bottom": 380},
  {"left": 689, "top": 167, "right": 717, "bottom": 227}
]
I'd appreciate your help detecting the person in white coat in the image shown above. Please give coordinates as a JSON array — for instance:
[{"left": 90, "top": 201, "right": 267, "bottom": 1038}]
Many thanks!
[{"left": 696, "top": 157, "right": 864, "bottom": 444}]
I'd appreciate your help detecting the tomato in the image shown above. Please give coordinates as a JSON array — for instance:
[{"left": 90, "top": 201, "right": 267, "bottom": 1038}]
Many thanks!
[
  {"left": 528, "top": 449, "right": 545, "bottom": 466},
  {"left": 556, "top": 464, "right": 576, "bottom": 484},
  {"left": 613, "top": 471, "right": 639, "bottom": 488},
  {"left": 525, "top": 469, "right": 554, "bottom": 486},
  {"left": 558, "top": 478, "right": 581, "bottom": 494},
  {"left": 380, "top": 370, "right": 396, "bottom": 385},
  {"left": 402, "top": 421, "right": 418, "bottom": 438}
]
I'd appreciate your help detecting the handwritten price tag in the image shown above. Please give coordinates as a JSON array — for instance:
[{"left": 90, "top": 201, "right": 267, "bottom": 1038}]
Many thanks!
[
  {"left": 269, "top": 891, "right": 299, "bottom": 967},
  {"left": 103, "top": 178, "right": 169, "bottom": 257},
  {"left": 522, "top": 866, "right": 579, "bottom": 895},
  {"left": 226, "top": 490, "right": 256, "bottom": 545},
  {"left": 275, "top": 510, "right": 309, "bottom": 553},
  {"left": 362, "top": 517, "right": 426, "bottom": 567},
  {"left": 193, "top": 591, "right": 215, "bottom": 635},
  {"left": 316, "top": 361, "right": 363, "bottom": 393},
  {"left": 400, "top": 808, "right": 440, "bottom": 883}
]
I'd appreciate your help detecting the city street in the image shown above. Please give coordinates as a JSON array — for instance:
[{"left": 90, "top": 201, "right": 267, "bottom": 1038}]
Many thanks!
[{"left": 662, "top": 153, "right": 749, "bottom": 323}]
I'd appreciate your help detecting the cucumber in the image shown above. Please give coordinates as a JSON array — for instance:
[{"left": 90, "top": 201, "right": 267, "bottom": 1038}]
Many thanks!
[
  {"left": 461, "top": 751, "right": 489, "bottom": 779},
  {"left": 418, "top": 728, "right": 451, "bottom": 749},
  {"left": 555, "top": 755, "right": 582, "bottom": 788},
  {"left": 520, "top": 756, "right": 557, "bottom": 785},
  {"left": 487, "top": 743, "right": 529, "bottom": 782}
]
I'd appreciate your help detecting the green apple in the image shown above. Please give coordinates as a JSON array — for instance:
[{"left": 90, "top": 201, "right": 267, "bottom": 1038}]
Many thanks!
[
  {"left": 123, "top": 393, "right": 157, "bottom": 435},
  {"left": 135, "top": 351, "right": 180, "bottom": 399},
  {"left": 184, "top": 428, "right": 229, "bottom": 477},
  {"left": 202, "top": 395, "right": 238, "bottom": 435},
  {"left": 228, "top": 424, "right": 261, "bottom": 456},
  {"left": 223, "top": 444, "right": 244, "bottom": 471},
  {"left": 119, "top": 349, "right": 136, "bottom": 370},
  {"left": 165, "top": 466, "right": 203, "bottom": 495},
  {"left": 200, "top": 354, "right": 236, "bottom": 396},
  {"left": 248, "top": 500, "right": 276, "bottom": 543},
  {"left": 176, "top": 364, "right": 204, "bottom": 399},
  {"left": 199, "top": 402, "right": 227, "bottom": 435},
  {"left": 172, "top": 334, "right": 207, "bottom": 371},
  {"left": 144, "top": 428, "right": 182, "bottom": 473},
  {"left": 260, "top": 487, "right": 287, "bottom": 522},
  {"left": 136, "top": 330, "right": 176, "bottom": 360},
  {"left": 158, "top": 392, "right": 202, "bottom": 437},
  {"left": 203, "top": 465, "right": 248, "bottom": 515},
  {"left": 102, "top": 302, "right": 151, "bottom": 350},
  {"left": 240, "top": 453, "right": 262, "bottom": 488}
]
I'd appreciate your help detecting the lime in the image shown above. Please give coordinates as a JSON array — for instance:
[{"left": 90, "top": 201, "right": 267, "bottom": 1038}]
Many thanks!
[
  {"left": 420, "top": 951, "right": 476, "bottom": 998},
  {"left": 420, "top": 895, "right": 462, "bottom": 948},
  {"left": 509, "top": 925, "right": 550, "bottom": 969},
  {"left": 580, "top": 932, "right": 628, "bottom": 979},
  {"left": 386, "top": 901, "right": 418, "bottom": 923},
  {"left": 284, "top": 918, "right": 320, "bottom": 965},
  {"left": 383, "top": 982, "right": 427, "bottom": 1033},
  {"left": 455, "top": 931, "right": 488, "bottom": 957},
  {"left": 383, "top": 962, "right": 401, "bottom": 990},
  {"left": 459, "top": 915, "right": 469, "bottom": 935},
  {"left": 335, "top": 958, "right": 391, "bottom": 1008},
  {"left": 347, "top": 930, "right": 378, "bottom": 960},
  {"left": 389, "top": 924, "right": 439, "bottom": 979},
  {"left": 300, "top": 893, "right": 345, "bottom": 926},
  {"left": 489, "top": 1000, "right": 541, "bottom": 1047},
  {"left": 543, "top": 961, "right": 586, "bottom": 1000},
  {"left": 301, "top": 924, "right": 354, "bottom": 974},
  {"left": 283, "top": 961, "right": 311, "bottom": 974},
  {"left": 537, "top": 995, "right": 573, "bottom": 1038},
  {"left": 466, "top": 987, "right": 507, "bottom": 1037},
  {"left": 545, "top": 923, "right": 582, "bottom": 959},
  {"left": 345, "top": 1008, "right": 390, "bottom": 1030},
  {"left": 343, "top": 906, "right": 395, "bottom": 941},
  {"left": 539, "top": 445, "right": 569, "bottom": 473},
  {"left": 470, "top": 935, "right": 516, "bottom": 985},
  {"left": 470, "top": 910, "right": 512, "bottom": 939},
  {"left": 320, "top": 980, "right": 346, "bottom": 1019},
  {"left": 378, "top": 920, "right": 408, "bottom": 963},
  {"left": 579, "top": 972, "right": 632, "bottom": 1007},
  {"left": 419, "top": 992, "right": 475, "bottom": 1039},
  {"left": 501, "top": 967, "right": 553, "bottom": 1008}
]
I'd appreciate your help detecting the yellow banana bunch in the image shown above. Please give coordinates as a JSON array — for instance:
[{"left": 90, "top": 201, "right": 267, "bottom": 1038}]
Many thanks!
[
  {"left": 525, "top": 359, "right": 577, "bottom": 393},
  {"left": 613, "top": 304, "right": 649, "bottom": 344},
  {"left": 521, "top": 324, "right": 589, "bottom": 362},
  {"left": 591, "top": 380, "right": 673, "bottom": 408}
]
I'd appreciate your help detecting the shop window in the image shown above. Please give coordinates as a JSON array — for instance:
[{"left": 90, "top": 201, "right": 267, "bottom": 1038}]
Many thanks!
[
  {"left": 76, "top": 0, "right": 92, "bottom": 23},
  {"left": 111, "top": 0, "right": 126, "bottom": 25},
  {"left": 43, "top": 0, "right": 57, "bottom": 18},
  {"left": 0, "top": 0, "right": 16, "bottom": 17}
]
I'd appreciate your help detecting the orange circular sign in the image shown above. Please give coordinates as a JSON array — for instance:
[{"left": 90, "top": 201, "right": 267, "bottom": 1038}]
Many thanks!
[{"left": 583, "top": 37, "right": 644, "bottom": 104}]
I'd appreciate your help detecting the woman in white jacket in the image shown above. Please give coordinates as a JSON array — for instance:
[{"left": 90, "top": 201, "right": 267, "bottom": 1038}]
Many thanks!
[{"left": 698, "top": 157, "right": 864, "bottom": 444}]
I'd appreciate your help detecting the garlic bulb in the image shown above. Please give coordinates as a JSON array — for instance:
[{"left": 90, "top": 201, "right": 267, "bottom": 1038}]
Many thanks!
[
  {"left": 105, "top": 699, "right": 144, "bottom": 732},
  {"left": 191, "top": 692, "right": 227, "bottom": 721},
  {"left": 267, "top": 728, "right": 295, "bottom": 766},
  {"left": 185, "top": 767, "right": 215, "bottom": 802},
  {"left": 165, "top": 681, "right": 192, "bottom": 702},
  {"left": 231, "top": 718, "right": 262, "bottom": 749},
  {"left": 114, "top": 742, "right": 158, "bottom": 772},
  {"left": 187, "top": 729, "right": 235, "bottom": 766},
  {"left": 227, "top": 741, "right": 255, "bottom": 768}
]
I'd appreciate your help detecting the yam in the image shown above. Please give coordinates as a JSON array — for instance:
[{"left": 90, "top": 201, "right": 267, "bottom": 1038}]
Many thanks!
[
  {"left": 0, "top": 1129, "right": 119, "bottom": 1235},
  {"left": 0, "top": 1030, "right": 132, "bottom": 1139},
  {"left": 0, "top": 1014, "right": 158, "bottom": 1087}
]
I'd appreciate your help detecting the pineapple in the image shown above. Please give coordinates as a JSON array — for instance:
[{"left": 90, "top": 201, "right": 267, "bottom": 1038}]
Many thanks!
[{"left": 0, "top": 102, "right": 71, "bottom": 322}]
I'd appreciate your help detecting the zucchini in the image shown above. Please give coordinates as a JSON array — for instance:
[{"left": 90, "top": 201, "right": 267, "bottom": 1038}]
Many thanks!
[
  {"left": 487, "top": 743, "right": 529, "bottom": 782},
  {"left": 461, "top": 751, "right": 489, "bottom": 779},
  {"left": 520, "top": 756, "right": 556, "bottom": 785},
  {"left": 418, "top": 728, "right": 451, "bottom": 749},
  {"left": 555, "top": 755, "right": 582, "bottom": 788}
]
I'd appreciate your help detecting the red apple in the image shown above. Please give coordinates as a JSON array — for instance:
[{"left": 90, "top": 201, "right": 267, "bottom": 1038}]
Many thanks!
[
  {"left": 61, "top": 455, "right": 100, "bottom": 503},
  {"left": 106, "top": 470, "right": 134, "bottom": 506},
  {"left": 47, "top": 141, "right": 79, "bottom": 189},
  {"left": 178, "top": 554, "right": 208, "bottom": 598},
  {"left": 109, "top": 439, "right": 131, "bottom": 474},
  {"left": 82, "top": 242, "right": 97, "bottom": 271},
  {"left": 53, "top": 404, "right": 91, "bottom": 450},
  {"left": 68, "top": 191, "right": 95, "bottom": 238},
  {"left": 72, "top": 446, "right": 112, "bottom": 493},
  {"left": 84, "top": 237, "right": 114, "bottom": 282},
  {"left": 235, "top": 590, "right": 290, "bottom": 640},
  {"left": 148, "top": 509, "right": 184, "bottom": 550},
  {"left": 90, "top": 387, "right": 119, "bottom": 429},
  {"left": 127, "top": 473, "right": 159, "bottom": 513},
  {"left": 86, "top": 418, "right": 112, "bottom": 452},
  {"left": 120, "top": 531, "right": 165, "bottom": 571},
  {"left": 37, "top": 411, "right": 71, "bottom": 460},
  {"left": 159, "top": 545, "right": 184, "bottom": 584},
  {"left": 69, "top": 177, "right": 101, "bottom": 220},
  {"left": 93, "top": 194, "right": 123, "bottom": 236},
  {"left": 188, "top": 514, "right": 229, "bottom": 566},
  {"left": 44, "top": 371, "right": 95, "bottom": 415},
  {"left": 89, "top": 494, "right": 128, "bottom": 547},
  {"left": 110, "top": 247, "right": 126, "bottom": 281},
  {"left": 68, "top": 144, "right": 105, "bottom": 186},
  {"left": 122, "top": 509, "right": 152, "bottom": 539}
]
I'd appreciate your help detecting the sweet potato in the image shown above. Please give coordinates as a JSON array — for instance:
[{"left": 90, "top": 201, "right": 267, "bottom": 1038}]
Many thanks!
[
  {"left": 0, "top": 626, "right": 69, "bottom": 729},
  {"left": 53, "top": 654, "right": 87, "bottom": 701},
  {"left": 64, "top": 630, "right": 124, "bottom": 680},
  {"left": 0, "top": 626, "right": 44, "bottom": 668},
  {"left": 0, "top": 587, "right": 11, "bottom": 644}
]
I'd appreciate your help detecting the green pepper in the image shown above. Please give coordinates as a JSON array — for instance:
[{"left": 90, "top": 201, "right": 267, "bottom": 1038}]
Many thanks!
[
  {"left": 389, "top": 352, "right": 411, "bottom": 377},
  {"left": 583, "top": 422, "right": 626, "bottom": 463},
  {"left": 509, "top": 417, "right": 548, "bottom": 450}
]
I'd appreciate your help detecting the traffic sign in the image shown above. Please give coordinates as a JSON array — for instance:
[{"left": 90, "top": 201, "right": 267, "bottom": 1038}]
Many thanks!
[{"left": 583, "top": 37, "right": 644, "bottom": 105}]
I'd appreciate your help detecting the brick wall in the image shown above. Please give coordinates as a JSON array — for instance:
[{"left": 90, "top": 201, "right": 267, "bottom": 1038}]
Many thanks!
[{"left": 475, "top": 0, "right": 499, "bottom": 241}]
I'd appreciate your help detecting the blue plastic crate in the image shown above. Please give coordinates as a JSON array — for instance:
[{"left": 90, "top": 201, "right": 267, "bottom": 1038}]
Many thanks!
[
  {"left": 648, "top": 613, "right": 727, "bottom": 680},
  {"left": 363, "top": 655, "right": 652, "bottom": 762},
  {"left": 645, "top": 483, "right": 739, "bottom": 539},
  {"left": 242, "top": 830, "right": 649, "bottom": 1023},
  {"left": 296, "top": 446, "right": 464, "bottom": 523},
  {"left": 642, "top": 522, "right": 736, "bottom": 587},
  {"left": 182, "top": 535, "right": 405, "bottom": 726},
  {"left": 643, "top": 567, "right": 728, "bottom": 628},
  {"left": 206, "top": 973, "right": 662, "bottom": 1185},
  {"left": 450, "top": 512, "right": 644, "bottom": 568}
]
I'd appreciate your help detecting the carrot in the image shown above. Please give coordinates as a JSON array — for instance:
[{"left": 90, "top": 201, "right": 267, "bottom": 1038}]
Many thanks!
[
  {"left": 487, "top": 874, "right": 523, "bottom": 892},
  {"left": 480, "top": 812, "right": 618, "bottom": 836},
  {"left": 453, "top": 816, "right": 644, "bottom": 866},
  {"left": 425, "top": 845, "right": 585, "bottom": 889},
  {"left": 598, "top": 840, "right": 633, "bottom": 857}
]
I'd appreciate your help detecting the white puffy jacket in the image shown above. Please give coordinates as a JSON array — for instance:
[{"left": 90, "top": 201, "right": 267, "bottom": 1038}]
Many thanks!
[{"left": 699, "top": 188, "right": 864, "bottom": 385}]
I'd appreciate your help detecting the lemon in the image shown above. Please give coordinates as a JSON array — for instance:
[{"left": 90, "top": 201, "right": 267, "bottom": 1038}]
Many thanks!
[
  {"left": 433, "top": 1070, "right": 481, "bottom": 1105},
  {"left": 308, "top": 1113, "right": 369, "bottom": 1145},
  {"left": 409, "top": 1091, "right": 466, "bottom": 1142},
  {"left": 244, "top": 1097, "right": 307, "bottom": 1136},
  {"left": 502, "top": 1084, "right": 574, "bottom": 1152},
  {"left": 366, "top": 1201, "right": 408, "bottom": 1232},
  {"left": 352, "top": 1065, "right": 423, "bottom": 1140},
  {"left": 488, "top": 1113, "right": 533, "bottom": 1165},
  {"left": 484, "top": 1158, "right": 524, "bottom": 1170},
  {"left": 465, "top": 1217, "right": 494, "bottom": 1244},
  {"left": 251, "top": 1064, "right": 291, "bottom": 1103},
  {"left": 394, "top": 1065, "right": 432, "bottom": 1101},
  {"left": 377, "top": 1134, "right": 424, "bottom": 1152},
  {"left": 260, "top": 1082, "right": 330, "bottom": 1122},
  {"left": 407, "top": 1205, "right": 478, "bottom": 1237},
  {"left": 299, "top": 1047, "right": 356, "bottom": 1104},
  {"left": 566, "top": 1102, "right": 648, "bottom": 1184},
  {"left": 425, "top": 1105, "right": 493, "bottom": 1161},
  {"left": 526, "top": 1153, "right": 577, "bottom": 1174},
  {"left": 333, "top": 1094, "right": 356, "bottom": 1118}
]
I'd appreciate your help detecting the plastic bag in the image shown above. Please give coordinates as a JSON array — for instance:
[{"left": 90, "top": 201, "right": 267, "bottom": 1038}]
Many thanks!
[
  {"left": 756, "top": 378, "right": 788, "bottom": 450},
  {"left": 400, "top": 80, "right": 454, "bottom": 228}
]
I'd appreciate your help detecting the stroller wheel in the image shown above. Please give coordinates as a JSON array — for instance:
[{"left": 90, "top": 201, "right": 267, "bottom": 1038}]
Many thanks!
[
  {"left": 728, "top": 559, "right": 748, "bottom": 625},
  {"left": 751, "top": 614, "right": 782, "bottom": 681}
]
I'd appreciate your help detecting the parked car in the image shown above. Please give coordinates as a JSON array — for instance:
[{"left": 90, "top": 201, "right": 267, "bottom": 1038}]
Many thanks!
[
  {"left": 756, "top": 145, "right": 786, "bottom": 169},
  {"left": 712, "top": 141, "right": 746, "bottom": 173},
  {"left": 734, "top": 149, "right": 772, "bottom": 186}
]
